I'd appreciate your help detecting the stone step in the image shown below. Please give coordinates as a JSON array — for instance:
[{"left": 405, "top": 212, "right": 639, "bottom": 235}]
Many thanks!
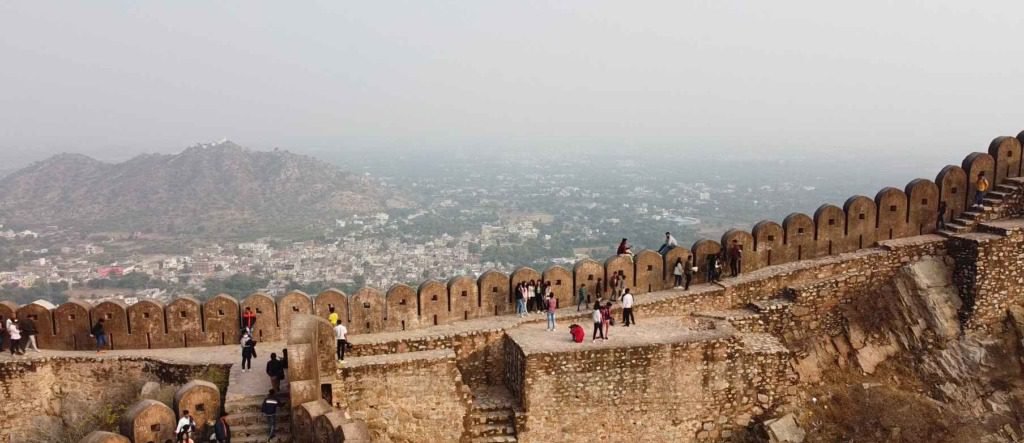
[
  {"left": 229, "top": 422, "right": 292, "bottom": 437},
  {"left": 470, "top": 410, "right": 515, "bottom": 426},
  {"left": 936, "top": 229, "right": 959, "bottom": 238},
  {"left": 982, "top": 197, "right": 1003, "bottom": 206},
  {"left": 945, "top": 221, "right": 972, "bottom": 233},
  {"left": 692, "top": 309, "right": 760, "bottom": 321},
  {"left": 987, "top": 190, "right": 1011, "bottom": 198},
  {"left": 224, "top": 411, "right": 291, "bottom": 427},
  {"left": 749, "top": 298, "right": 792, "bottom": 313},
  {"left": 225, "top": 396, "right": 290, "bottom": 415},
  {"left": 231, "top": 432, "right": 291, "bottom": 443},
  {"left": 471, "top": 436, "right": 517, "bottom": 443},
  {"left": 469, "top": 423, "right": 517, "bottom": 438}
]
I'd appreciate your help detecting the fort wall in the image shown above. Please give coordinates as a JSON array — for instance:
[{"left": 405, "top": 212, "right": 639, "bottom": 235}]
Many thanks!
[{"left": 7, "top": 131, "right": 1024, "bottom": 351}]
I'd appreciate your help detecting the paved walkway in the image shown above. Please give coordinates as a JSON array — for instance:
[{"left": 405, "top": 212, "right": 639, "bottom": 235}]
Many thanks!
[{"left": 505, "top": 316, "right": 732, "bottom": 355}]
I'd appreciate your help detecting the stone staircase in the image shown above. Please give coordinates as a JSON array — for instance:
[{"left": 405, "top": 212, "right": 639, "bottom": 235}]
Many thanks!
[
  {"left": 463, "top": 385, "right": 519, "bottom": 443},
  {"left": 224, "top": 393, "right": 292, "bottom": 442},
  {"left": 939, "top": 178, "right": 1024, "bottom": 237}
]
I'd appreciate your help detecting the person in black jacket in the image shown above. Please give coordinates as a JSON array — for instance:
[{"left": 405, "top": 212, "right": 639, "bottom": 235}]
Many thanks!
[
  {"left": 213, "top": 415, "right": 231, "bottom": 443},
  {"left": 90, "top": 319, "right": 107, "bottom": 353},
  {"left": 261, "top": 389, "right": 280, "bottom": 439},
  {"left": 266, "top": 353, "right": 285, "bottom": 392},
  {"left": 20, "top": 317, "right": 39, "bottom": 353},
  {"left": 241, "top": 336, "right": 256, "bottom": 373}
]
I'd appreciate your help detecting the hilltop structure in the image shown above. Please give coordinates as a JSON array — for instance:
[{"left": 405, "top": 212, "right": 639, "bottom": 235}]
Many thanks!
[{"left": 2, "top": 130, "right": 1024, "bottom": 442}]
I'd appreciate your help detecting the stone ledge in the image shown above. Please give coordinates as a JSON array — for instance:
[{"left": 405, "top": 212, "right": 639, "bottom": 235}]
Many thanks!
[{"left": 506, "top": 316, "right": 734, "bottom": 356}]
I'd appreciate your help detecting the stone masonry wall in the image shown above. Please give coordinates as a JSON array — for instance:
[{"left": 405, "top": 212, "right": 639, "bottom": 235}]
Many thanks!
[
  {"left": 333, "top": 349, "right": 469, "bottom": 443},
  {"left": 0, "top": 357, "right": 228, "bottom": 443}
]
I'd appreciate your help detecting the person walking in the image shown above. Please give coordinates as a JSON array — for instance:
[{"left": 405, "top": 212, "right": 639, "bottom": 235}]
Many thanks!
[
  {"left": 974, "top": 172, "right": 990, "bottom": 208},
  {"left": 545, "top": 293, "right": 557, "bottom": 331},
  {"left": 241, "top": 334, "right": 256, "bottom": 373},
  {"left": 706, "top": 253, "right": 719, "bottom": 283},
  {"left": 534, "top": 281, "right": 546, "bottom": 314},
  {"left": 212, "top": 415, "right": 231, "bottom": 443},
  {"left": 241, "top": 307, "right": 257, "bottom": 336},
  {"left": 683, "top": 256, "right": 694, "bottom": 290},
  {"left": 175, "top": 410, "right": 196, "bottom": 443},
  {"left": 7, "top": 319, "right": 22, "bottom": 356},
  {"left": 622, "top": 289, "right": 635, "bottom": 327},
  {"left": 266, "top": 353, "right": 285, "bottom": 392},
  {"left": 591, "top": 301, "right": 604, "bottom": 342},
  {"left": 334, "top": 320, "right": 348, "bottom": 361},
  {"left": 576, "top": 283, "right": 588, "bottom": 311},
  {"left": 936, "top": 200, "right": 948, "bottom": 231},
  {"left": 657, "top": 232, "right": 678, "bottom": 255},
  {"left": 90, "top": 318, "right": 107, "bottom": 353},
  {"left": 729, "top": 240, "right": 743, "bottom": 277},
  {"left": 601, "top": 302, "right": 613, "bottom": 340},
  {"left": 672, "top": 258, "right": 684, "bottom": 288},
  {"left": 595, "top": 278, "right": 604, "bottom": 301},
  {"left": 261, "top": 389, "right": 280, "bottom": 439},
  {"left": 327, "top": 305, "right": 339, "bottom": 326},
  {"left": 21, "top": 316, "right": 39, "bottom": 353}
]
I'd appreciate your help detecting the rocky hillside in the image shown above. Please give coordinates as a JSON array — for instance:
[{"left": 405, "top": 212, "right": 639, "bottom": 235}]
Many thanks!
[{"left": 0, "top": 141, "right": 404, "bottom": 236}]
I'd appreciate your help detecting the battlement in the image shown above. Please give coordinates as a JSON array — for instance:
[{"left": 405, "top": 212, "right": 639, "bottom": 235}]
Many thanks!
[{"left": 2, "top": 130, "right": 1023, "bottom": 352}]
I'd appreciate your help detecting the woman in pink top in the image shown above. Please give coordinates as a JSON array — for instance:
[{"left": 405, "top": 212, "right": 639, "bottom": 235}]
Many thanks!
[{"left": 545, "top": 294, "right": 557, "bottom": 331}]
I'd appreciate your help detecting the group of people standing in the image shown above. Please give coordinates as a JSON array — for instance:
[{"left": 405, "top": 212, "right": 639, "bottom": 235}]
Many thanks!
[
  {"left": 0, "top": 315, "right": 39, "bottom": 356},
  {"left": 514, "top": 280, "right": 555, "bottom": 317}
]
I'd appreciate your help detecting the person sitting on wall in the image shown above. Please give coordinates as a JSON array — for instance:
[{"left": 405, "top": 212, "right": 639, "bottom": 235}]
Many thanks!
[
  {"left": 657, "top": 232, "right": 678, "bottom": 255},
  {"left": 974, "top": 171, "right": 990, "bottom": 208},
  {"left": 617, "top": 238, "right": 634, "bottom": 262}
]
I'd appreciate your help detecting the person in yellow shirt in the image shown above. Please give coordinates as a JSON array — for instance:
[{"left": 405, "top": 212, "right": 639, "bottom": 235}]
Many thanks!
[
  {"left": 328, "top": 305, "right": 339, "bottom": 326},
  {"left": 975, "top": 172, "right": 990, "bottom": 208}
]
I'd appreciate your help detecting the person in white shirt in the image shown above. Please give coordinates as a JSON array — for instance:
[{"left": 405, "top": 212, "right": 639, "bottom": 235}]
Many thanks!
[
  {"left": 175, "top": 410, "right": 195, "bottom": 443},
  {"left": 657, "top": 232, "right": 678, "bottom": 255},
  {"left": 334, "top": 322, "right": 349, "bottom": 361},
  {"left": 622, "top": 289, "right": 635, "bottom": 327},
  {"left": 591, "top": 301, "right": 605, "bottom": 342}
]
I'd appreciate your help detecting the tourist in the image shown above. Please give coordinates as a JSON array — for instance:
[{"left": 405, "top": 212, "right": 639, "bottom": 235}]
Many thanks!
[
  {"left": 175, "top": 410, "right": 196, "bottom": 443},
  {"left": 577, "top": 283, "right": 588, "bottom": 311},
  {"left": 212, "top": 416, "right": 231, "bottom": 443},
  {"left": 672, "top": 258, "right": 684, "bottom": 288},
  {"left": 90, "top": 318, "right": 108, "bottom": 353},
  {"left": 526, "top": 280, "right": 536, "bottom": 313},
  {"left": 595, "top": 278, "right": 604, "bottom": 301},
  {"left": 281, "top": 348, "right": 289, "bottom": 378},
  {"left": 706, "top": 253, "right": 718, "bottom": 283},
  {"left": 266, "top": 353, "right": 285, "bottom": 392},
  {"left": 545, "top": 293, "right": 557, "bottom": 331},
  {"left": 334, "top": 319, "right": 348, "bottom": 361},
  {"left": 515, "top": 282, "right": 527, "bottom": 317},
  {"left": 569, "top": 324, "right": 585, "bottom": 343},
  {"left": 683, "top": 256, "right": 694, "bottom": 290},
  {"left": 21, "top": 316, "right": 39, "bottom": 353},
  {"left": 974, "top": 171, "right": 990, "bottom": 208},
  {"left": 241, "top": 334, "right": 257, "bottom": 373},
  {"left": 608, "top": 273, "right": 619, "bottom": 302},
  {"left": 327, "top": 305, "right": 339, "bottom": 326},
  {"left": 7, "top": 319, "right": 22, "bottom": 356},
  {"left": 601, "top": 302, "right": 613, "bottom": 339},
  {"left": 622, "top": 289, "right": 635, "bottom": 327},
  {"left": 657, "top": 232, "right": 678, "bottom": 255},
  {"left": 534, "top": 281, "right": 546, "bottom": 313},
  {"left": 617, "top": 238, "right": 634, "bottom": 263},
  {"left": 261, "top": 389, "right": 280, "bottom": 439},
  {"left": 591, "top": 301, "right": 604, "bottom": 341},
  {"left": 616, "top": 271, "right": 627, "bottom": 300},
  {"left": 241, "top": 307, "right": 257, "bottom": 336},
  {"left": 0, "top": 315, "right": 6, "bottom": 353},
  {"left": 729, "top": 240, "right": 743, "bottom": 277},
  {"left": 937, "top": 200, "right": 948, "bottom": 230}
]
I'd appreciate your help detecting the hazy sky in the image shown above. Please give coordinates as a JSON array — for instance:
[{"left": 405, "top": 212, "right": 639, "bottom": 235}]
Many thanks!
[{"left": 1, "top": 1, "right": 1023, "bottom": 165}]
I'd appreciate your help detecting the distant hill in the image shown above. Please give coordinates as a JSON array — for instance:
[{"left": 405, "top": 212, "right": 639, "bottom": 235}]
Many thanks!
[{"left": 0, "top": 141, "right": 406, "bottom": 237}]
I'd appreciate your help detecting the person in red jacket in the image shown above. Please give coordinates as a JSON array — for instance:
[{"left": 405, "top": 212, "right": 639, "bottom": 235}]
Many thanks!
[
  {"left": 569, "top": 324, "right": 585, "bottom": 343},
  {"left": 241, "top": 307, "right": 257, "bottom": 335}
]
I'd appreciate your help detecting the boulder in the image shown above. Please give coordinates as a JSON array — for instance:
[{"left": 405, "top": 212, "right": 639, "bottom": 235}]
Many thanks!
[{"left": 764, "top": 413, "right": 805, "bottom": 443}]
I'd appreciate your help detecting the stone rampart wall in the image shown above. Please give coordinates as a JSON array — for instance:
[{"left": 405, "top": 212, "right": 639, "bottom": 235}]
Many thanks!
[{"left": 6, "top": 131, "right": 1022, "bottom": 350}]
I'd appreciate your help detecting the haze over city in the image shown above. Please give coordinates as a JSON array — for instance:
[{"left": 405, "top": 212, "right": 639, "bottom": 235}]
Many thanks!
[{"left": 1, "top": 1, "right": 1023, "bottom": 168}]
